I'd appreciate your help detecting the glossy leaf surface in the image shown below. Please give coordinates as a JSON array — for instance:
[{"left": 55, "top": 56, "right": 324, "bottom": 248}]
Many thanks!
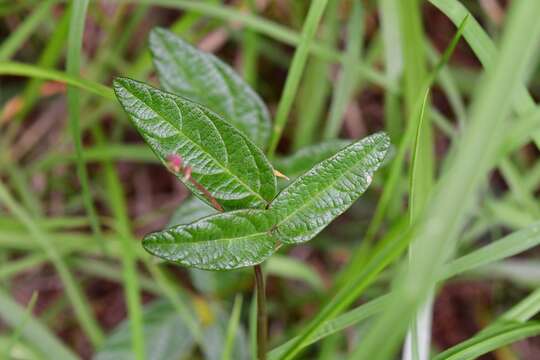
[
  {"left": 269, "top": 132, "right": 390, "bottom": 244},
  {"left": 113, "top": 77, "right": 276, "bottom": 211},
  {"left": 143, "top": 209, "right": 278, "bottom": 270},
  {"left": 149, "top": 28, "right": 271, "bottom": 148}
]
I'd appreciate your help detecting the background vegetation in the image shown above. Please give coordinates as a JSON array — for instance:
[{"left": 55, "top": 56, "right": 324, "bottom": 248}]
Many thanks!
[{"left": 1, "top": 0, "right": 540, "bottom": 359}]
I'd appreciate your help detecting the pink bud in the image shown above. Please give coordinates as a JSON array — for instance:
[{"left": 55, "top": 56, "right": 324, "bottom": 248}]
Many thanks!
[{"left": 167, "top": 154, "right": 183, "bottom": 173}]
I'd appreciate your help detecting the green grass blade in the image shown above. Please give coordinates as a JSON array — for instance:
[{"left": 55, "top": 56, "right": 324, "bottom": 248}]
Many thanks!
[
  {"left": 0, "top": 289, "right": 78, "bottom": 360},
  {"left": 428, "top": 0, "right": 537, "bottom": 118},
  {"left": 405, "top": 87, "right": 431, "bottom": 360},
  {"left": 441, "top": 221, "right": 540, "bottom": 280},
  {"left": 222, "top": 295, "right": 243, "bottom": 360},
  {"left": 0, "top": 183, "right": 104, "bottom": 347},
  {"left": 276, "top": 218, "right": 411, "bottom": 360},
  {"left": 269, "top": 295, "right": 389, "bottom": 359},
  {"left": 0, "top": 0, "right": 57, "bottom": 61},
  {"left": 360, "top": 14, "right": 467, "bottom": 244},
  {"left": 92, "top": 126, "right": 146, "bottom": 360},
  {"left": 0, "top": 62, "right": 114, "bottom": 99},
  {"left": 502, "top": 288, "right": 540, "bottom": 323},
  {"left": 13, "top": 7, "right": 71, "bottom": 124},
  {"left": 271, "top": 219, "right": 540, "bottom": 356},
  {"left": 293, "top": 0, "right": 339, "bottom": 150},
  {"left": 352, "top": 1, "right": 540, "bottom": 358},
  {"left": 379, "top": 0, "right": 403, "bottom": 139},
  {"left": 322, "top": 1, "right": 363, "bottom": 139},
  {"left": 267, "top": 0, "right": 328, "bottom": 157},
  {"left": 3, "top": 291, "right": 39, "bottom": 358},
  {"left": 66, "top": 0, "right": 105, "bottom": 254},
  {"left": 433, "top": 321, "right": 540, "bottom": 360}
]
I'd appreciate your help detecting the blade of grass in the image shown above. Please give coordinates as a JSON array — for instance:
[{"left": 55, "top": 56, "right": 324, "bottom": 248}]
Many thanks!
[
  {"left": 272, "top": 220, "right": 540, "bottom": 356},
  {"left": 242, "top": 0, "right": 258, "bottom": 87},
  {"left": 428, "top": 0, "right": 538, "bottom": 122},
  {"left": 11, "top": 6, "right": 71, "bottom": 124},
  {"left": 398, "top": 0, "right": 433, "bottom": 224},
  {"left": 433, "top": 321, "right": 540, "bottom": 360},
  {"left": 0, "top": 62, "right": 114, "bottom": 99},
  {"left": 91, "top": 126, "right": 145, "bottom": 360},
  {"left": 222, "top": 295, "right": 243, "bottom": 360},
  {"left": 352, "top": 1, "right": 540, "bottom": 358},
  {"left": 267, "top": 0, "right": 328, "bottom": 157},
  {"left": 338, "top": 17, "right": 468, "bottom": 291},
  {"left": 502, "top": 288, "right": 540, "bottom": 323},
  {"left": 0, "top": 288, "right": 77, "bottom": 360},
  {"left": 404, "top": 88, "right": 432, "bottom": 360},
  {"left": 0, "top": 183, "right": 104, "bottom": 347},
  {"left": 277, "top": 217, "right": 411, "bottom": 360},
  {"left": 379, "top": 0, "right": 403, "bottom": 140},
  {"left": 0, "top": 0, "right": 57, "bottom": 61},
  {"left": 293, "top": 0, "right": 339, "bottom": 150},
  {"left": 441, "top": 221, "right": 540, "bottom": 280},
  {"left": 66, "top": 0, "right": 106, "bottom": 255},
  {"left": 3, "top": 291, "right": 39, "bottom": 358},
  {"left": 322, "top": 1, "right": 363, "bottom": 139}
]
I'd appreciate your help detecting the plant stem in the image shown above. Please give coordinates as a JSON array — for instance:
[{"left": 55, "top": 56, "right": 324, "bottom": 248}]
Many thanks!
[{"left": 254, "top": 264, "right": 267, "bottom": 360}]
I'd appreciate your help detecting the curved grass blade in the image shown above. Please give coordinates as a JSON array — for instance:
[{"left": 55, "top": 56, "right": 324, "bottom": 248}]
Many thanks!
[
  {"left": 269, "top": 132, "right": 390, "bottom": 244},
  {"left": 0, "top": 61, "right": 114, "bottom": 99},
  {"left": 441, "top": 221, "right": 540, "bottom": 279},
  {"left": 0, "top": 288, "right": 78, "bottom": 360},
  {"left": 149, "top": 28, "right": 271, "bottom": 148},
  {"left": 113, "top": 77, "right": 276, "bottom": 211},
  {"left": 433, "top": 321, "right": 540, "bottom": 360},
  {"left": 143, "top": 209, "right": 278, "bottom": 270},
  {"left": 270, "top": 219, "right": 540, "bottom": 356}
]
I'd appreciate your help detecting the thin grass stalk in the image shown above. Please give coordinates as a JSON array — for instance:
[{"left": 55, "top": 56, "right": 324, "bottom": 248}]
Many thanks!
[{"left": 267, "top": 0, "right": 328, "bottom": 157}]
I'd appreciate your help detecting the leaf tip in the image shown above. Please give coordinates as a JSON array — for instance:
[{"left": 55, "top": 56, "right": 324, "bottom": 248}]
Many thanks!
[{"left": 148, "top": 26, "right": 168, "bottom": 43}]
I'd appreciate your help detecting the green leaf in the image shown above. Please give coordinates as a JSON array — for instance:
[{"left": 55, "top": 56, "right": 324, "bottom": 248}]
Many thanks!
[
  {"left": 143, "top": 209, "right": 278, "bottom": 270},
  {"left": 95, "top": 300, "right": 195, "bottom": 360},
  {"left": 113, "top": 77, "right": 276, "bottom": 211},
  {"left": 269, "top": 132, "right": 390, "bottom": 244},
  {"left": 149, "top": 27, "right": 271, "bottom": 148},
  {"left": 167, "top": 197, "right": 249, "bottom": 295},
  {"left": 273, "top": 140, "right": 351, "bottom": 181}
]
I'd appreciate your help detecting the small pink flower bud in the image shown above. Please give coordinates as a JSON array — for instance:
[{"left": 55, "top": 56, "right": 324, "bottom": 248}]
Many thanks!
[{"left": 167, "top": 154, "right": 182, "bottom": 173}]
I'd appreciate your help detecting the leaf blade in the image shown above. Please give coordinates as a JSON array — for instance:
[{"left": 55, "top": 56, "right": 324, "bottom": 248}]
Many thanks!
[
  {"left": 113, "top": 77, "right": 276, "bottom": 211},
  {"left": 143, "top": 209, "right": 278, "bottom": 270},
  {"left": 149, "top": 27, "right": 271, "bottom": 148},
  {"left": 270, "top": 133, "right": 390, "bottom": 244}
]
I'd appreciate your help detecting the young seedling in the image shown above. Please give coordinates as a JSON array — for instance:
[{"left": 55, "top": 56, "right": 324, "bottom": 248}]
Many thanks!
[{"left": 113, "top": 28, "right": 389, "bottom": 359}]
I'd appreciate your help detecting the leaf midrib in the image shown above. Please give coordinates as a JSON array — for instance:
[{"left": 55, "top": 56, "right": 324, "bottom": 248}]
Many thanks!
[
  {"left": 122, "top": 82, "right": 267, "bottom": 204},
  {"left": 148, "top": 230, "right": 273, "bottom": 246}
]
